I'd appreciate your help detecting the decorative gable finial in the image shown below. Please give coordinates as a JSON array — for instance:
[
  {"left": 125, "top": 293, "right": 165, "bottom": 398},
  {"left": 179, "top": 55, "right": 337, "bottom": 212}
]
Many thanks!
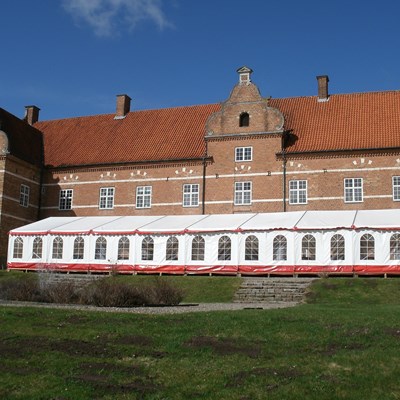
[{"left": 237, "top": 66, "right": 253, "bottom": 85}]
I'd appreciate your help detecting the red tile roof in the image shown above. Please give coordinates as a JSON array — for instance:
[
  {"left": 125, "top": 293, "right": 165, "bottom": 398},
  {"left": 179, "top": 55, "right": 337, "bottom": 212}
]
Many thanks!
[
  {"left": 270, "top": 91, "right": 400, "bottom": 153},
  {"left": 35, "top": 90, "right": 400, "bottom": 168},
  {"left": 35, "top": 104, "right": 221, "bottom": 168}
]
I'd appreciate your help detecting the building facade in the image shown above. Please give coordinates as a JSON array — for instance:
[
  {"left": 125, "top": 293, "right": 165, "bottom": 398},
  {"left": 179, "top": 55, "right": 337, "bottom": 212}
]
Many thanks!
[{"left": 1, "top": 66, "right": 400, "bottom": 265}]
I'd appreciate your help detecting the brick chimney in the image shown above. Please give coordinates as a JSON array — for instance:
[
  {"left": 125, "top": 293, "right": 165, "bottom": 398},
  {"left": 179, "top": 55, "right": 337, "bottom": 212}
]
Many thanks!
[
  {"left": 316, "top": 75, "right": 329, "bottom": 102},
  {"left": 115, "top": 94, "right": 131, "bottom": 119},
  {"left": 24, "top": 105, "right": 40, "bottom": 125}
]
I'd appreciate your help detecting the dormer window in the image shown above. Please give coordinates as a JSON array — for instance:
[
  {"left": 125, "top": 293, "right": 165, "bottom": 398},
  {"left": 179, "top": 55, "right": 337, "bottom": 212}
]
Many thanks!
[{"left": 239, "top": 112, "right": 249, "bottom": 127}]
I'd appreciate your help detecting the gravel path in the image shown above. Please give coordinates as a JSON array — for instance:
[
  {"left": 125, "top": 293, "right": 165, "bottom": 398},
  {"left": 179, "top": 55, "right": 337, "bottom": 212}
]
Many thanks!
[{"left": 0, "top": 300, "right": 299, "bottom": 314}]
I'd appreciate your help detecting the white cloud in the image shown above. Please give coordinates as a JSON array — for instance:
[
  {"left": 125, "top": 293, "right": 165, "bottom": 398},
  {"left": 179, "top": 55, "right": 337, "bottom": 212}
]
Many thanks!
[{"left": 62, "top": 0, "right": 172, "bottom": 37}]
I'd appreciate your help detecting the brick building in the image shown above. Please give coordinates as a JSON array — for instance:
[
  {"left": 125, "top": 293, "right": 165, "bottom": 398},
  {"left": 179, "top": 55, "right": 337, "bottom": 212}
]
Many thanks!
[{"left": 1, "top": 66, "right": 400, "bottom": 265}]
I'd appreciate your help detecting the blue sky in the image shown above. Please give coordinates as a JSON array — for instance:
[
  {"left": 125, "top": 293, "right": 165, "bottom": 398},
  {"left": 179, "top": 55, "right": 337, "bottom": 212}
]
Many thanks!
[{"left": 1, "top": 0, "right": 400, "bottom": 121}]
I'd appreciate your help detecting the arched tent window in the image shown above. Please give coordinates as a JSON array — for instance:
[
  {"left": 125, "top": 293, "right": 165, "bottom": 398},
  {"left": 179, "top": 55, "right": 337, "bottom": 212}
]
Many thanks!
[
  {"left": 245, "top": 235, "right": 259, "bottom": 261},
  {"left": 13, "top": 237, "right": 23, "bottom": 259},
  {"left": 239, "top": 112, "right": 249, "bottom": 127},
  {"left": 73, "top": 236, "right": 85, "bottom": 260},
  {"left": 52, "top": 236, "right": 63, "bottom": 259},
  {"left": 302, "top": 234, "right": 316, "bottom": 260},
  {"left": 32, "top": 237, "right": 43, "bottom": 259},
  {"left": 166, "top": 236, "right": 179, "bottom": 261},
  {"left": 390, "top": 233, "right": 400, "bottom": 260},
  {"left": 192, "top": 236, "right": 205, "bottom": 261},
  {"left": 95, "top": 236, "right": 107, "bottom": 260},
  {"left": 142, "top": 236, "right": 154, "bottom": 261},
  {"left": 273, "top": 235, "right": 287, "bottom": 261},
  {"left": 218, "top": 236, "right": 231, "bottom": 261},
  {"left": 118, "top": 236, "right": 130, "bottom": 260},
  {"left": 360, "top": 234, "right": 375, "bottom": 260},
  {"left": 331, "top": 234, "right": 345, "bottom": 261}
]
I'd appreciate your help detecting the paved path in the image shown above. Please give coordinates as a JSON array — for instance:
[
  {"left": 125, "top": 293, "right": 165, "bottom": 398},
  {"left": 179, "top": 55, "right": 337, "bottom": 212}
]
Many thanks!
[{"left": 0, "top": 300, "right": 299, "bottom": 314}]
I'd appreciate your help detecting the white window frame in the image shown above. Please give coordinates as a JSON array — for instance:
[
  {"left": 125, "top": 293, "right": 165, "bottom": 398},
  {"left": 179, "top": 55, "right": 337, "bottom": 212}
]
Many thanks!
[
  {"left": 19, "top": 184, "right": 30, "bottom": 207},
  {"left": 344, "top": 178, "right": 363, "bottom": 203},
  {"left": 136, "top": 186, "right": 152, "bottom": 209},
  {"left": 183, "top": 184, "right": 199, "bottom": 207},
  {"left": 235, "top": 146, "right": 253, "bottom": 162},
  {"left": 234, "top": 181, "right": 252, "bottom": 205},
  {"left": 99, "top": 187, "right": 114, "bottom": 209},
  {"left": 393, "top": 176, "right": 400, "bottom": 201},
  {"left": 59, "top": 189, "right": 73, "bottom": 210},
  {"left": 289, "top": 180, "right": 307, "bottom": 205}
]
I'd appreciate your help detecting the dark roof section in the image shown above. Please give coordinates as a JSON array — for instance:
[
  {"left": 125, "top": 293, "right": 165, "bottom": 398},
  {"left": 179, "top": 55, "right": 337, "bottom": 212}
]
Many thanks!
[
  {"left": 0, "top": 108, "right": 43, "bottom": 167},
  {"left": 35, "top": 104, "right": 221, "bottom": 168}
]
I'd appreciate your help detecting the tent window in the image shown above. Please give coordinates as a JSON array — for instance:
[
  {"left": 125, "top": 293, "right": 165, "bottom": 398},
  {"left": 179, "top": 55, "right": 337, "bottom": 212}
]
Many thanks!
[
  {"left": 218, "top": 236, "right": 231, "bottom": 261},
  {"left": 191, "top": 236, "right": 205, "bottom": 261},
  {"left": 142, "top": 236, "right": 154, "bottom": 261},
  {"left": 95, "top": 236, "right": 107, "bottom": 260},
  {"left": 331, "top": 234, "right": 345, "bottom": 260},
  {"left": 239, "top": 112, "right": 249, "bottom": 127},
  {"left": 52, "top": 236, "right": 63, "bottom": 259},
  {"left": 73, "top": 236, "right": 84, "bottom": 260},
  {"left": 118, "top": 236, "right": 130, "bottom": 260},
  {"left": 360, "top": 234, "right": 374, "bottom": 260},
  {"left": 32, "top": 237, "right": 43, "bottom": 259},
  {"left": 273, "top": 235, "right": 287, "bottom": 261},
  {"left": 13, "top": 237, "right": 23, "bottom": 259},
  {"left": 390, "top": 233, "right": 400, "bottom": 260},
  {"left": 245, "top": 235, "right": 259, "bottom": 261},
  {"left": 302, "top": 234, "right": 316, "bottom": 260},
  {"left": 166, "top": 236, "right": 179, "bottom": 261}
]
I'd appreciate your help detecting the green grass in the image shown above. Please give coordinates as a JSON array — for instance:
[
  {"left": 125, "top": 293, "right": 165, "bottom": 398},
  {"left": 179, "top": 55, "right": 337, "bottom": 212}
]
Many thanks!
[{"left": 2, "top": 275, "right": 400, "bottom": 399}]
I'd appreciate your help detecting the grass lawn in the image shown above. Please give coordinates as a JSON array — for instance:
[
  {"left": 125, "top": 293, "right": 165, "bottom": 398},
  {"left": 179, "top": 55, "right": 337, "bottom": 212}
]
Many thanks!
[{"left": 1, "top": 275, "right": 400, "bottom": 399}]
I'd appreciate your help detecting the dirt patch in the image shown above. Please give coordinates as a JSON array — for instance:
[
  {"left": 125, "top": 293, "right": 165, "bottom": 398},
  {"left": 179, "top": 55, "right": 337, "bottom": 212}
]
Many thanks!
[
  {"left": 225, "top": 366, "right": 302, "bottom": 389},
  {"left": 385, "top": 328, "right": 400, "bottom": 337},
  {"left": 77, "top": 362, "right": 144, "bottom": 376},
  {"left": 318, "top": 342, "right": 367, "bottom": 356},
  {"left": 117, "top": 335, "right": 153, "bottom": 346},
  {"left": 184, "top": 336, "right": 262, "bottom": 358}
]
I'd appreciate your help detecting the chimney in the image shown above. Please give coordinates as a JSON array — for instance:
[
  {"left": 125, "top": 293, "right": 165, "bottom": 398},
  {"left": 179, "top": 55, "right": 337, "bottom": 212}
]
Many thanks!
[
  {"left": 316, "top": 75, "right": 329, "bottom": 101},
  {"left": 115, "top": 94, "right": 131, "bottom": 119},
  {"left": 24, "top": 105, "right": 40, "bottom": 125}
]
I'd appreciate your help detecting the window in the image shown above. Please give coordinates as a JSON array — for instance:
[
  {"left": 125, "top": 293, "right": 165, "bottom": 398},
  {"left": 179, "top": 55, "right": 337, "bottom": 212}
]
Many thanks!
[
  {"left": 218, "top": 236, "right": 231, "bottom": 261},
  {"left": 183, "top": 184, "right": 199, "bottom": 207},
  {"left": 95, "top": 237, "right": 107, "bottom": 260},
  {"left": 239, "top": 112, "right": 250, "bottom": 127},
  {"left": 390, "top": 234, "right": 400, "bottom": 260},
  {"left": 52, "top": 236, "right": 63, "bottom": 259},
  {"left": 273, "top": 235, "right": 287, "bottom": 261},
  {"left": 360, "top": 234, "right": 374, "bottom": 260},
  {"left": 13, "top": 237, "right": 23, "bottom": 259},
  {"left": 245, "top": 235, "right": 259, "bottom": 261},
  {"left": 344, "top": 178, "right": 363, "bottom": 203},
  {"left": 59, "top": 189, "right": 73, "bottom": 210},
  {"left": 393, "top": 177, "right": 400, "bottom": 201},
  {"left": 19, "top": 184, "right": 30, "bottom": 207},
  {"left": 166, "top": 236, "right": 179, "bottom": 261},
  {"left": 235, "top": 146, "right": 252, "bottom": 162},
  {"left": 73, "top": 237, "right": 84, "bottom": 260},
  {"left": 289, "top": 180, "right": 307, "bottom": 205},
  {"left": 331, "top": 234, "right": 345, "bottom": 261},
  {"left": 142, "top": 236, "right": 154, "bottom": 261},
  {"left": 99, "top": 187, "right": 114, "bottom": 209},
  {"left": 136, "top": 186, "right": 152, "bottom": 208},
  {"left": 234, "top": 181, "right": 252, "bottom": 205},
  {"left": 118, "top": 236, "right": 130, "bottom": 260},
  {"left": 191, "top": 236, "right": 205, "bottom": 261},
  {"left": 32, "top": 237, "right": 43, "bottom": 259},
  {"left": 302, "top": 234, "right": 316, "bottom": 260}
]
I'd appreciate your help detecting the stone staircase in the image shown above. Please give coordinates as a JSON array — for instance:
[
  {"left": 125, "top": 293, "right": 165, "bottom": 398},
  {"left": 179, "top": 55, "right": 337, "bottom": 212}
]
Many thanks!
[
  {"left": 234, "top": 277, "right": 316, "bottom": 304},
  {"left": 37, "top": 272, "right": 106, "bottom": 289}
]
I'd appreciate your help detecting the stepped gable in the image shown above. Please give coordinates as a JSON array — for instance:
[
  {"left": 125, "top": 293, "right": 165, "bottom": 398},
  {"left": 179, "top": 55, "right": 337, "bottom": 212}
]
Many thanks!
[
  {"left": 271, "top": 90, "right": 400, "bottom": 154},
  {"left": 35, "top": 103, "right": 220, "bottom": 168},
  {"left": 0, "top": 108, "right": 43, "bottom": 166}
]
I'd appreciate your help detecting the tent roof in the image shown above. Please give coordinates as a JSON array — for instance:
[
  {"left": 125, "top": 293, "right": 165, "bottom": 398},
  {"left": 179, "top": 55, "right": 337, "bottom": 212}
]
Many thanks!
[{"left": 9, "top": 210, "right": 400, "bottom": 236}]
